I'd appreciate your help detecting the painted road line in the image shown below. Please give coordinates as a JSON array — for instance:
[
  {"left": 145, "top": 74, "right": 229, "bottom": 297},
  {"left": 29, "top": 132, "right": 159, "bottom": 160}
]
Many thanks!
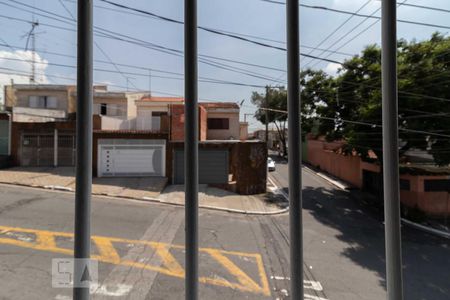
[
  {"left": 267, "top": 176, "right": 288, "bottom": 199},
  {"left": 95, "top": 210, "right": 184, "bottom": 299},
  {"left": 0, "top": 225, "right": 271, "bottom": 296}
]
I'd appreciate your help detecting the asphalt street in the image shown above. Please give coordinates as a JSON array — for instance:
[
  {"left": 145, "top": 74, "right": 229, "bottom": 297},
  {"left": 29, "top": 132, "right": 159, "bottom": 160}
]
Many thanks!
[
  {"left": 269, "top": 155, "right": 450, "bottom": 300},
  {"left": 0, "top": 157, "right": 448, "bottom": 299}
]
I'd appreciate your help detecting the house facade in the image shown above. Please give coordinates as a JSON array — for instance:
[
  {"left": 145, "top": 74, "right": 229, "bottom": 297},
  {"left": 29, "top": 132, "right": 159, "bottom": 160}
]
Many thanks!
[{"left": 1, "top": 84, "right": 264, "bottom": 194}]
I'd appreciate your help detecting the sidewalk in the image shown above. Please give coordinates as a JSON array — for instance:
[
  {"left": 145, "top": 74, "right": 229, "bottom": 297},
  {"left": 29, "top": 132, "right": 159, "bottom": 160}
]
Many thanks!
[
  {"left": 0, "top": 167, "right": 288, "bottom": 215},
  {"left": 156, "top": 184, "right": 288, "bottom": 214},
  {"left": 0, "top": 167, "right": 167, "bottom": 199},
  {"left": 303, "top": 164, "right": 450, "bottom": 239}
]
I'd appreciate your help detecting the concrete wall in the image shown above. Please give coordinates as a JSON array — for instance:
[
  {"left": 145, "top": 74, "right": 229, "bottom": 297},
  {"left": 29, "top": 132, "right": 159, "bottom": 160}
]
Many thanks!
[
  {"left": 307, "top": 139, "right": 362, "bottom": 188},
  {"left": 12, "top": 107, "right": 67, "bottom": 122},
  {"left": 206, "top": 111, "right": 240, "bottom": 140},
  {"left": 93, "top": 96, "right": 127, "bottom": 117},
  {"left": 239, "top": 122, "right": 248, "bottom": 140},
  {"left": 125, "top": 93, "right": 147, "bottom": 118},
  {"left": 307, "top": 138, "right": 450, "bottom": 217}
]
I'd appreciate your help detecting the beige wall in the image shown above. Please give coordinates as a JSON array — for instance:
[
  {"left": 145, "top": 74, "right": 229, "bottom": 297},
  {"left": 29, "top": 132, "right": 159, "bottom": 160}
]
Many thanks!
[
  {"left": 126, "top": 93, "right": 147, "bottom": 118},
  {"left": 239, "top": 122, "right": 248, "bottom": 140},
  {"left": 4, "top": 86, "right": 15, "bottom": 108},
  {"left": 206, "top": 111, "right": 240, "bottom": 140},
  {"left": 5, "top": 87, "right": 70, "bottom": 111},
  {"left": 93, "top": 96, "right": 128, "bottom": 117},
  {"left": 67, "top": 86, "right": 77, "bottom": 113}
]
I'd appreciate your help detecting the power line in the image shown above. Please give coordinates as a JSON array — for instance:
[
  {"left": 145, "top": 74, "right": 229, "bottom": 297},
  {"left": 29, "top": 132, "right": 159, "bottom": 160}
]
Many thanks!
[
  {"left": 62, "top": 0, "right": 352, "bottom": 57},
  {"left": 302, "top": 0, "right": 372, "bottom": 67},
  {"left": 306, "top": 0, "right": 410, "bottom": 69},
  {"left": 0, "top": 1, "right": 282, "bottom": 80},
  {"left": 0, "top": 56, "right": 272, "bottom": 88},
  {"left": 57, "top": 0, "right": 141, "bottom": 91},
  {"left": 260, "top": 0, "right": 450, "bottom": 30},
  {"left": 0, "top": 12, "right": 285, "bottom": 83},
  {"left": 256, "top": 106, "right": 450, "bottom": 138},
  {"left": 3, "top": 0, "right": 341, "bottom": 65},
  {"left": 374, "top": 0, "right": 450, "bottom": 14},
  {"left": 96, "top": 0, "right": 342, "bottom": 64}
]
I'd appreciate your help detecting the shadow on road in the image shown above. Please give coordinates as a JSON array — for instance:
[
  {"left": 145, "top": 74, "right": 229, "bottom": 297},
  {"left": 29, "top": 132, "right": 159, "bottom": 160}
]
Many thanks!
[{"left": 278, "top": 180, "right": 450, "bottom": 300}]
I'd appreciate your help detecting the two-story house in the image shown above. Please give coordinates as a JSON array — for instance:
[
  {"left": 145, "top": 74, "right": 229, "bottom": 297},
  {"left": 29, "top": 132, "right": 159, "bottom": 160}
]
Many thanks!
[{"left": 4, "top": 84, "right": 76, "bottom": 122}]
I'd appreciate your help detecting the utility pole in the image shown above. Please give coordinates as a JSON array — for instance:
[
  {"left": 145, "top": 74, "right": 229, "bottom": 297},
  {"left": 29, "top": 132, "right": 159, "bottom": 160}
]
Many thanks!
[
  {"left": 243, "top": 113, "right": 253, "bottom": 123},
  {"left": 382, "top": 1, "right": 404, "bottom": 299},
  {"left": 25, "top": 19, "right": 39, "bottom": 84},
  {"left": 148, "top": 69, "right": 152, "bottom": 94},
  {"left": 31, "top": 21, "right": 36, "bottom": 84}
]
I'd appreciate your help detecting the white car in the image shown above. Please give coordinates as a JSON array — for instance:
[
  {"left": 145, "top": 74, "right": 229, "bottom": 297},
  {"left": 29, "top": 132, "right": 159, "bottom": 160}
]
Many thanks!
[{"left": 267, "top": 157, "right": 276, "bottom": 171}]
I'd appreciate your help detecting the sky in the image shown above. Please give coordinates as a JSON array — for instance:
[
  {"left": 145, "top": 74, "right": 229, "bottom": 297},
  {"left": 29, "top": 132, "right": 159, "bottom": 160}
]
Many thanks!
[{"left": 0, "top": 0, "right": 448, "bottom": 131}]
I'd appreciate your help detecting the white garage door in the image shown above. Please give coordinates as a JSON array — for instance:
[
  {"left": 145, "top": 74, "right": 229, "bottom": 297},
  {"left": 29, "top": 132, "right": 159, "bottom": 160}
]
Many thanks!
[{"left": 98, "top": 139, "right": 165, "bottom": 177}]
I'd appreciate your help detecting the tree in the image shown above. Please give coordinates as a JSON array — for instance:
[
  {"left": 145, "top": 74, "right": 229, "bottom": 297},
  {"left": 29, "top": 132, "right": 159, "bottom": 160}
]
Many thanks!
[
  {"left": 251, "top": 87, "right": 288, "bottom": 156},
  {"left": 308, "top": 33, "right": 450, "bottom": 166}
]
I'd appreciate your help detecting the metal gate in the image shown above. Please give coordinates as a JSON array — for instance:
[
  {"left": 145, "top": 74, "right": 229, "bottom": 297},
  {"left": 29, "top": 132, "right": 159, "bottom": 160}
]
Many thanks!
[
  {"left": 20, "top": 133, "right": 54, "bottom": 166},
  {"left": 98, "top": 139, "right": 166, "bottom": 177},
  {"left": 173, "top": 149, "right": 228, "bottom": 184},
  {"left": 58, "top": 133, "right": 76, "bottom": 166}
]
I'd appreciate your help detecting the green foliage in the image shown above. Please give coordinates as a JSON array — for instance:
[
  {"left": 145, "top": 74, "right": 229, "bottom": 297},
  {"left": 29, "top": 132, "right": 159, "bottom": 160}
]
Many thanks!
[
  {"left": 251, "top": 87, "right": 288, "bottom": 155},
  {"left": 308, "top": 33, "right": 450, "bottom": 165}
]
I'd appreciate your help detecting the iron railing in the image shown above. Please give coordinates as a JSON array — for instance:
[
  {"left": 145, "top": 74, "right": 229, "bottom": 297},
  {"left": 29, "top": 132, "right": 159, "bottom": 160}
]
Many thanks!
[{"left": 73, "top": 0, "right": 404, "bottom": 299}]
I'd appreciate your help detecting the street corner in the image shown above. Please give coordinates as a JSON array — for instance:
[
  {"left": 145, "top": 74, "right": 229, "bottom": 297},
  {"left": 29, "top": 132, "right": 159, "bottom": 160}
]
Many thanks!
[{"left": 0, "top": 225, "right": 272, "bottom": 298}]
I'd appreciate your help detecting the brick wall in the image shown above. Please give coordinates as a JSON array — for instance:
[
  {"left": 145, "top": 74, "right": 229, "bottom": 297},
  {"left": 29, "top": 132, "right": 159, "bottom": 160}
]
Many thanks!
[{"left": 170, "top": 104, "right": 208, "bottom": 141}]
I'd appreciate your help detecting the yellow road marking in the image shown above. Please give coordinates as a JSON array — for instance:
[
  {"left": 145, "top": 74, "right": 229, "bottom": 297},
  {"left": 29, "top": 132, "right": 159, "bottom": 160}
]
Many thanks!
[
  {"left": 93, "top": 237, "right": 121, "bottom": 264},
  {"left": 0, "top": 225, "right": 271, "bottom": 296}
]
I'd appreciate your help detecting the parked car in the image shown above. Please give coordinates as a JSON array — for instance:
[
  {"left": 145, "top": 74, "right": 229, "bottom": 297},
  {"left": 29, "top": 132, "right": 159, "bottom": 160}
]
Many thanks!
[{"left": 267, "top": 157, "right": 276, "bottom": 171}]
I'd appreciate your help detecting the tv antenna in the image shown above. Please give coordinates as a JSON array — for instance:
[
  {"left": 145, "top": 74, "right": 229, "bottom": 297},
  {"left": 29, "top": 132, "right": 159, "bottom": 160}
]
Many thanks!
[{"left": 23, "top": 19, "right": 40, "bottom": 84}]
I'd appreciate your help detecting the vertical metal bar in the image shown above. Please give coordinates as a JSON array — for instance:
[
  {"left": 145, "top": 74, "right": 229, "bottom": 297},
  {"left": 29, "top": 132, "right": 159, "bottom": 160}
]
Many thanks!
[
  {"left": 54, "top": 128, "right": 58, "bottom": 167},
  {"left": 286, "top": 0, "right": 303, "bottom": 299},
  {"left": 7, "top": 112, "right": 11, "bottom": 156},
  {"left": 381, "top": 1, "right": 404, "bottom": 299},
  {"left": 265, "top": 85, "right": 269, "bottom": 147},
  {"left": 184, "top": 0, "right": 198, "bottom": 299},
  {"left": 74, "top": 0, "right": 93, "bottom": 299}
]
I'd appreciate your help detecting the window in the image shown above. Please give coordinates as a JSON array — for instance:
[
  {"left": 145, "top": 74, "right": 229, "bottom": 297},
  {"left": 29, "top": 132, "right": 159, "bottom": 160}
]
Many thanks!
[
  {"left": 400, "top": 179, "right": 410, "bottom": 191},
  {"left": 152, "top": 112, "right": 167, "bottom": 116},
  {"left": 424, "top": 179, "right": 450, "bottom": 192},
  {"left": 100, "top": 103, "right": 107, "bottom": 115},
  {"left": 207, "top": 118, "right": 229, "bottom": 130},
  {"left": 28, "top": 96, "right": 58, "bottom": 109}
]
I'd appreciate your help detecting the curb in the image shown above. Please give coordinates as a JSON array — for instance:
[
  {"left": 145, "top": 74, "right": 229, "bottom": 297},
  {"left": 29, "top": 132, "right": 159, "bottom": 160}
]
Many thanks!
[
  {"left": 301, "top": 166, "right": 450, "bottom": 240},
  {"left": 303, "top": 165, "right": 349, "bottom": 190},
  {"left": 141, "top": 196, "right": 289, "bottom": 215},
  {"left": 401, "top": 218, "right": 450, "bottom": 240},
  {"left": 0, "top": 181, "right": 288, "bottom": 216},
  {"left": 44, "top": 185, "right": 73, "bottom": 192}
]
